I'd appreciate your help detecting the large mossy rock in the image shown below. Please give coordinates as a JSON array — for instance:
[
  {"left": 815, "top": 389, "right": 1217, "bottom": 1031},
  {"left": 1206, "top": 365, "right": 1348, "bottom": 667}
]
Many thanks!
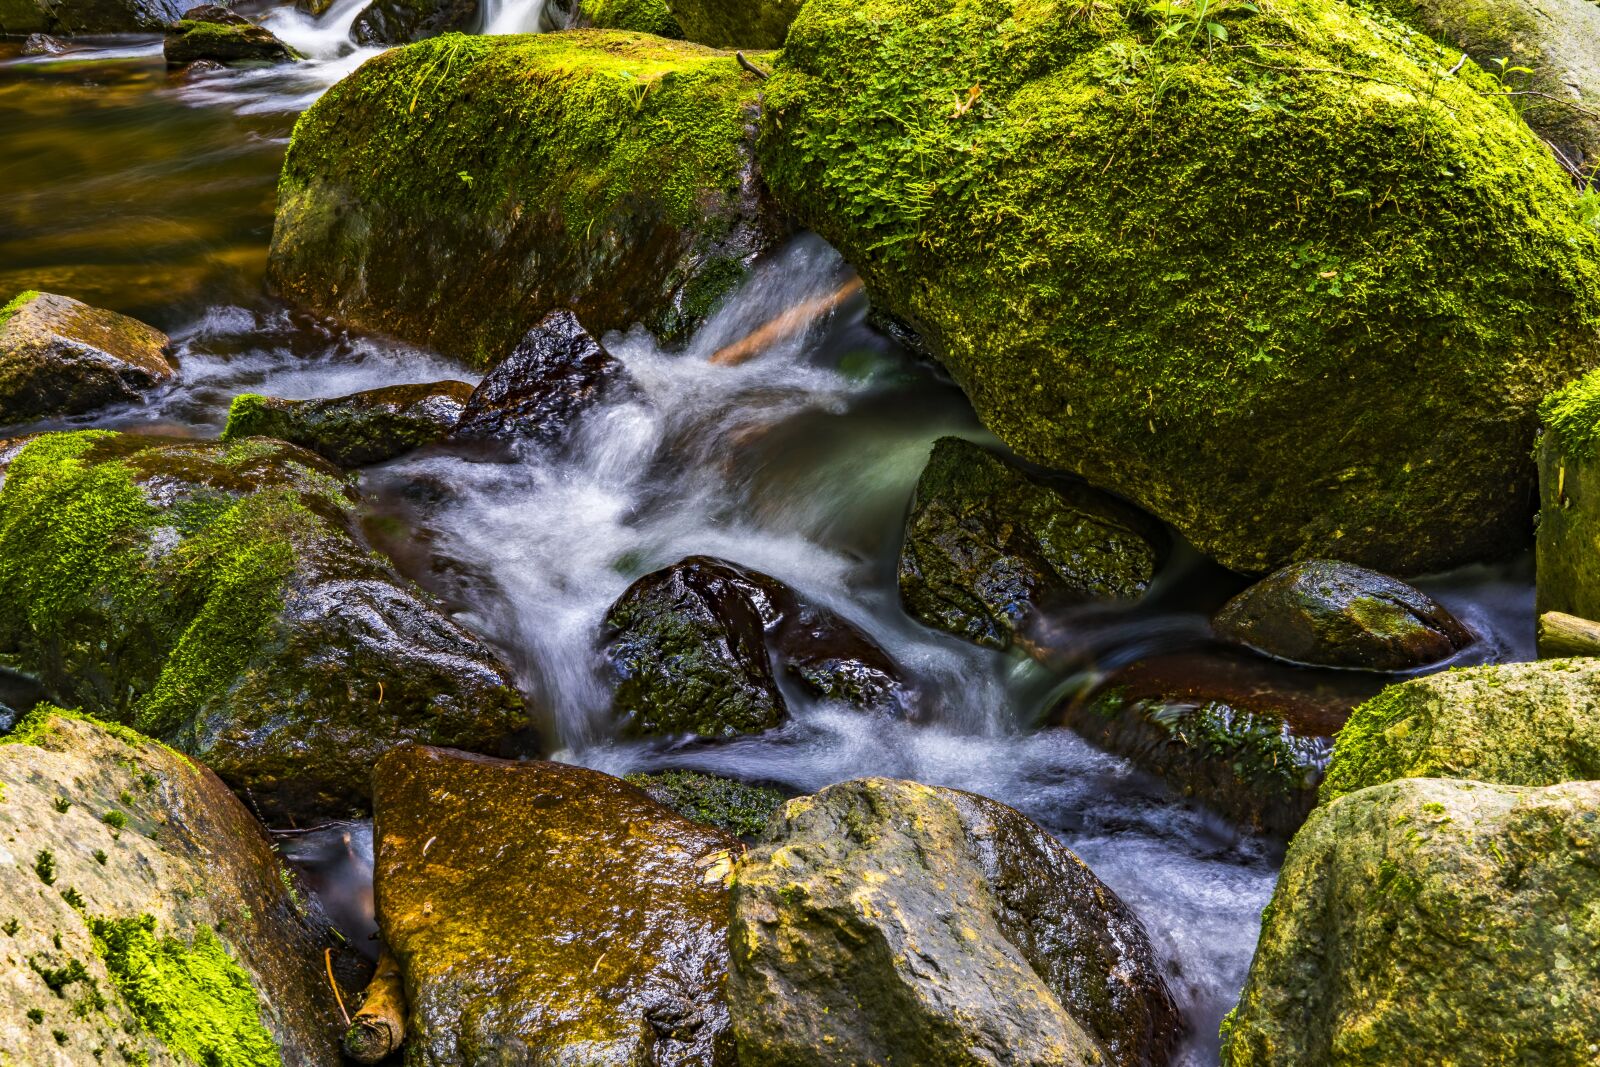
[
  {"left": 664, "top": 0, "right": 798, "bottom": 48},
  {"left": 0, "top": 432, "right": 526, "bottom": 821},
  {"left": 223, "top": 380, "right": 473, "bottom": 467},
  {"left": 350, "top": 0, "right": 479, "bottom": 45},
  {"left": 546, "top": 0, "right": 683, "bottom": 36},
  {"left": 163, "top": 13, "right": 304, "bottom": 67},
  {"left": 1364, "top": 0, "right": 1600, "bottom": 173},
  {"left": 0, "top": 0, "right": 182, "bottom": 32},
  {"left": 1213, "top": 559, "right": 1470, "bottom": 671},
  {"left": 0, "top": 709, "right": 343, "bottom": 1064},
  {"left": 372, "top": 745, "right": 738, "bottom": 1065},
  {"left": 759, "top": 0, "right": 1600, "bottom": 575},
  {"left": 269, "top": 32, "right": 783, "bottom": 369},
  {"left": 0, "top": 291, "right": 174, "bottom": 426},
  {"left": 1319, "top": 657, "right": 1600, "bottom": 801},
  {"left": 730, "top": 777, "right": 1181, "bottom": 1067},
  {"left": 1221, "top": 776, "right": 1600, "bottom": 1065},
  {"left": 899, "top": 436, "right": 1162, "bottom": 651}
]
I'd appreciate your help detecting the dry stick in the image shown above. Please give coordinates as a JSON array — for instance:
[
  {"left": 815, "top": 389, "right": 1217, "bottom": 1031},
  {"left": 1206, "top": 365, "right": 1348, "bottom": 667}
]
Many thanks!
[
  {"left": 343, "top": 947, "right": 407, "bottom": 1064},
  {"left": 1537, "top": 611, "right": 1600, "bottom": 659},
  {"left": 736, "top": 51, "right": 770, "bottom": 80},
  {"left": 708, "top": 278, "right": 865, "bottom": 367},
  {"left": 325, "top": 948, "right": 351, "bottom": 1027}
]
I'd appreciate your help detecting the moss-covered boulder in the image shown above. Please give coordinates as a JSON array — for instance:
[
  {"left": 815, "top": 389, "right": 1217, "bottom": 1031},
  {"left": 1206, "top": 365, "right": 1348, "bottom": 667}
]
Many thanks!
[
  {"left": 626, "top": 769, "right": 787, "bottom": 838},
  {"left": 1221, "top": 776, "right": 1600, "bottom": 1065},
  {"left": 665, "top": 0, "right": 797, "bottom": 47},
  {"left": 1319, "top": 657, "right": 1600, "bottom": 802},
  {"left": 1364, "top": 0, "right": 1600, "bottom": 174},
  {"left": 1536, "top": 369, "right": 1600, "bottom": 619},
  {"left": 269, "top": 32, "right": 784, "bottom": 369},
  {"left": 163, "top": 6, "right": 303, "bottom": 67},
  {"left": 760, "top": 0, "right": 1600, "bottom": 575},
  {"left": 0, "top": 291, "right": 174, "bottom": 426},
  {"left": 350, "top": 0, "right": 479, "bottom": 45},
  {"left": 546, "top": 0, "right": 683, "bottom": 36},
  {"left": 0, "top": 709, "right": 345, "bottom": 1064},
  {"left": 730, "top": 777, "right": 1181, "bottom": 1067},
  {"left": 899, "top": 436, "right": 1163, "bottom": 651},
  {"left": 373, "top": 745, "right": 738, "bottom": 1065},
  {"left": 603, "top": 556, "right": 912, "bottom": 737},
  {"left": 223, "top": 380, "right": 472, "bottom": 467},
  {"left": 0, "top": 431, "right": 527, "bottom": 821},
  {"left": 0, "top": 0, "right": 182, "bottom": 32},
  {"left": 1213, "top": 559, "right": 1471, "bottom": 670}
]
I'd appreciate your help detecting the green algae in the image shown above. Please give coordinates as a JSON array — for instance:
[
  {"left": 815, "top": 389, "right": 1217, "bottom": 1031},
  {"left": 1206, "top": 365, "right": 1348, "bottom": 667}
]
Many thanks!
[{"left": 90, "top": 915, "right": 279, "bottom": 1067}]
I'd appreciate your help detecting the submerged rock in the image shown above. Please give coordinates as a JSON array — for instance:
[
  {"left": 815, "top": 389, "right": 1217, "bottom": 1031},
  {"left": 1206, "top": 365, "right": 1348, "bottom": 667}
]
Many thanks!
[
  {"left": 1537, "top": 369, "right": 1600, "bottom": 620},
  {"left": 1213, "top": 559, "right": 1471, "bottom": 671},
  {"left": 760, "top": 0, "right": 1600, "bottom": 575},
  {"left": 730, "top": 777, "right": 1181, "bottom": 1067},
  {"left": 666, "top": 0, "right": 797, "bottom": 47},
  {"left": 1222, "top": 777, "right": 1600, "bottom": 1065},
  {"left": 0, "top": 290, "right": 173, "bottom": 425},
  {"left": 899, "top": 436, "right": 1162, "bottom": 651},
  {"left": 373, "top": 745, "right": 737, "bottom": 1065},
  {"left": 350, "top": 0, "right": 479, "bottom": 45},
  {"left": 450, "top": 310, "right": 630, "bottom": 447},
  {"left": 0, "top": 708, "right": 344, "bottom": 1063},
  {"left": 603, "top": 556, "right": 911, "bottom": 737},
  {"left": 0, "top": 0, "right": 183, "bottom": 32},
  {"left": 626, "top": 769, "right": 786, "bottom": 838},
  {"left": 0, "top": 432, "right": 527, "bottom": 821},
  {"left": 223, "top": 380, "right": 473, "bottom": 467},
  {"left": 269, "top": 32, "right": 783, "bottom": 368},
  {"left": 163, "top": 7, "right": 303, "bottom": 67},
  {"left": 21, "top": 31, "right": 64, "bottom": 53},
  {"left": 1319, "top": 657, "right": 1600, "bottom": 802}
]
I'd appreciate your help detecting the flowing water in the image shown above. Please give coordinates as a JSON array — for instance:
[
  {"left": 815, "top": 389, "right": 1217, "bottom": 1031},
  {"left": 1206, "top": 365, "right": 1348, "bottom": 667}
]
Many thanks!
[{"left": 0, "top": 22, "right": 1540, "bottom": 1064}]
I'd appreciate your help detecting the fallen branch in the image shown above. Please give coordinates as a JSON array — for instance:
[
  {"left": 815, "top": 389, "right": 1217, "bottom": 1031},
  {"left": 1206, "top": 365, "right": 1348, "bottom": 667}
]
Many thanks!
[
  {"left": 736, "top": 52, "right": 770, "bottom": 80},
  {"left": 1537, "top": 611, "right": 1600, "bottom": 659},
  {"left": 709, "top": 277, "right": 865, "bottom": 367},
  {"left": 342, "top": 947, "right": 406, "bottom": 1063}
]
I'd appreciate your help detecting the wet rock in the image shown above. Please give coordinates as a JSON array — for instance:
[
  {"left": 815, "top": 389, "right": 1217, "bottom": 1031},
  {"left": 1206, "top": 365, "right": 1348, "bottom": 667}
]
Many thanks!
[
  {"left": 1221, "top": 777, "right": 1600, "bottom": 1065},
  {"left": 20, "top": 31, "right": 64, "bottom": 53},
  {"left": 450, "top": 311, "right": 629, "bottom": 447},
  {"left": 350, "top": 0, "right": 479, "bottom": 45},
  {"left": 0, "top": 290, "right": 173, "bottom": 425},
  {"left": 1319, "top": 657, "right": 1600, "bottom": 803},
  {"left": 0, "top": 432, "right": 527, "bottom": 821},
  {"left": 269, "top": 32, "right": 783, "bottom": 368},
  {"left": 626, "top": 769, "right": 786, "bottom": 838},
  {"left": 373, "top": 745, "right": 737, "bottom": 1066},
  {"left": 0, "top": 708, "right": 344, "bottom": 1063},
  {"left": 666, "top": 0, "right": 796, "bottom": 46},
  {"left": 1065, "top": 650, "right": 1374, "bottom": 836},
  {"left": 899, "top": 436, "right": 1163, "bottom": 652},
  {"left": 223, "top": 379, "right": 473, "bottom": 467},
  {"left": 760, "top": 0, "right": 1600, "bottom": 576},
  {"left": 730, "top": 777, "right": 1182, "bottom": 1067},
  {"left": 602, "top": 556, "right": 911, "bottom": 737},
  {"left": 1213, "top": 559, "right": 1471, "bottom": 671},
  {"left": 0, "top": 0, "right": 183, "bottom": 32},
  {"left": 1537, "top": 371, "right": 1600, "bottom": 621},
  {"left": 163, "top": 11, "right": 303, "bottom": 67}
]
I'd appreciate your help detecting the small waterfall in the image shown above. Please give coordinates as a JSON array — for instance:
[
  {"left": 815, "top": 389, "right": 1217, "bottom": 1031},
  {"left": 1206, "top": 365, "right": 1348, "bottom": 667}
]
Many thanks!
[
  {"left": 480, "top": 0, "right": 550, "bottom": 34},
  {"left": 261, "top": 0, "right": 375, "bottom": 60}
]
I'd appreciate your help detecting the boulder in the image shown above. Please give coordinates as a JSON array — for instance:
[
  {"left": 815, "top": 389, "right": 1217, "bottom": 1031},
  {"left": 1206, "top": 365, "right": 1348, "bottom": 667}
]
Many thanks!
[
  {"left": 1213, "top": 559, "right": 1471, "bottom": 671},
  {"left": 0, "top": 0, "right": 183, "bottom": 33},
  {"left": 0, "top": 291, "right": 173, "bottom": 425},
  {"left": 0, "top": 708, "right": 344, "bottom": 1064},
  {"left": 1365, "top": 0, "right": 1600, "bottom": 174},
  {"left": 899, "top": 436, "right": 1163, "bottom": 651},
  {"left": 450, "top": 310, "right": 631, "bottom": 447},
  {"left": 373, "top": 745, "right": 738, "bottom": 1065},
  {"left": 163, "top": 11, "right": 303, "bottom": 67},
  {"left": 0, "top": 431, "right": 527, "bottom": 821},
  {"left": 665, "top": 0, "right": 797, "bottom": 47},
  {"left": 577, "top": 0, "right": 683, "bottom": 36},
  {"left": 223, "top": 380, "right": 473, "bottom": 467},
  {"left": 1065, "top": 649, "right": 1371, "bottom": 836},
  {"left": 1221, "top": 776, "right": 1600, "bottom": 1065},
  {"left": 625, "top": 769, "right": 786, "bottom": 838},
  {"left": 759, "top": 0, "right": 1600, "bottom": 575},
  {"left": 602, "top": 556, "right": 912, "bottom": 737},
  {"left": 1319, "top": 657, "right": 1600, "bottom": 802},
  {"left": 350, "top": 0, "right": 479, "bottom": 45},
  {"left": 20, "top": 31, "right": 64, "bottom": 53},
  {"left": 269, "top": 32, "right": 784, "bottom": 369},
  {"left": 1537, "top": 368, "right": 1600, "bottom": 619},
  {"left": 730, "top": 777, "right": 1181, "bottom": 1067}
]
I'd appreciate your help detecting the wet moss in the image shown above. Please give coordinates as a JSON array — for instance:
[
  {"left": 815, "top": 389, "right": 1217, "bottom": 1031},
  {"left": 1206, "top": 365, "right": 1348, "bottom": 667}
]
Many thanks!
[
  {"left": 1540, "top": 367, "right": 1600, "bottom": 459},
  {"left": 626, "top": 769, "right": 786, "bottom": 837},
  {"left": 0, "top": 290, "right": 39, "bottom": 329},
  {"left": 579, "top": 0, "right": 682, "bottom": 37}
]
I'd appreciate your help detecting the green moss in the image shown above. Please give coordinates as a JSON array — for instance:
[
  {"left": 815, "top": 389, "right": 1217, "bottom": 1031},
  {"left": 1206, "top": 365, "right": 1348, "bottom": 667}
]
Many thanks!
[
  {"left": 90, "top": 915, "right": 279, "bottom": 1067},
  {"left": 0, "top": 290, "right": 37, "bottom": 329},
  {"left": 579, "top": 0, "right": 683, "bottom": 38},
  {"left": 1540, "top": 367, "right": 1600, "bottom": 458},
  {"left": 35, "top": 849, "right": 56, "bottom": 885},
  {"left": 626, "top": 769, "right": 785, "bottom": 837}
]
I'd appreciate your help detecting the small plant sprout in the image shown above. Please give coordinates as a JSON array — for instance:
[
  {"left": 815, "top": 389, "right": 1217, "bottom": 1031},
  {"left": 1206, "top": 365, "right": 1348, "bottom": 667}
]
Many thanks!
[
  {"left": 52, "top": 796, "right": 71, "bottom": 813},
  {"left": 35, "top": 850, "right": 57, "bottom": 885}
]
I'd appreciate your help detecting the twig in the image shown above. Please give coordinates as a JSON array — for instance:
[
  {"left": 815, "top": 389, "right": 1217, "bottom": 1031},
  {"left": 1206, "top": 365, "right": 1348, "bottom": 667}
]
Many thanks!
[
  {"left": 736, "top": 52, "right": 769, "bottom": 80},
  {"left": 1447, "top": 53, "right": 1467, "bottom": 76},
  {"left": 325, "top": 948, "right": 351, "bottom": 1027}
]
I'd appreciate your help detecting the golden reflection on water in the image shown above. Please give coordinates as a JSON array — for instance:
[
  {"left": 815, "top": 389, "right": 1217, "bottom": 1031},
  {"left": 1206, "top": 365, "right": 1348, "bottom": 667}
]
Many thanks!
[{"left": 0, "top": 44, "right": 292, "bottom": 329}]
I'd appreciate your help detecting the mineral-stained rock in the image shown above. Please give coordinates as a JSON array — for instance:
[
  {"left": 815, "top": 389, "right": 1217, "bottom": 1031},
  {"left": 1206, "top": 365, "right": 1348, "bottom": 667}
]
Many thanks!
[
  {"left": 223, "top": 379, "right": 473, "bottom": 467},
  {"left": 0, "top": 290, "right": 173, "bottom": 425},
  {"left": 1222, "top": 777, "right": 1600, "bottom": 1065},
  {"left": 0, "top": 708, "right": 344, "bottom": 1064},
  {"left": 730, "top": 777, "right": 1181, "bottom": 1067},
  {"left": 372, "top": 744, "right": 738, "bottom": 1065}
]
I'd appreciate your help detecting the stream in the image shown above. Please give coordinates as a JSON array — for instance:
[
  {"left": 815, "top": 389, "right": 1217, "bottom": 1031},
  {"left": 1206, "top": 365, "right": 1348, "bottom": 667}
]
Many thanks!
[{"left": 0, "top": 20, "right": 1540, "bottom": 1064}]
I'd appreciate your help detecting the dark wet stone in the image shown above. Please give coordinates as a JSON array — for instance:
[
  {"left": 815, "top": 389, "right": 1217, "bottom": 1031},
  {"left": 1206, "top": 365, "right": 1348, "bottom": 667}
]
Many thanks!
[
  {"left": 450, "top": 310, "right": 630, "bottom": 448},
  {"left": 1, "top": 0, "right": 183, "bottom": 32},
  {"left": 163, "top": 14, "right": 302, "bottom": 67},
  {"left": 373, "top": 745, "right": 737, "bottom": 1066},
  {"left": 350, "top": 0, "right": 479, "bottom": 44},
  {"left": 223, "top": 379, "right": 473, "bottom": 467},
  {"left": 602, "top": 556, "right": 913, "bottom": 738},
  {"left": 899, "top": 436, "right": 1164, "bottom": 652},
  {"left": 731, "top": 777, "right": 1182, "bottom": 1067},
  {"left": 626, "top": 769, "right": 787, "bottom": 839},
  {"left": 0, "top": 432, "right": 528, "bottom": 821},
  {"left": 20, "top": 31, "right": 64, "bottom": 53},
  {"left": 0, "top": 290, "right": 173, "bottom": 425},
  {"left": 1213, "top": 559, "right": 1471, "bottom": 671},
  {"left": 179, "top": 2, "right": 249, "bottom": 22},
  {"left": 1062, "top": 649, "right": 1376, "bottom": 836}
]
